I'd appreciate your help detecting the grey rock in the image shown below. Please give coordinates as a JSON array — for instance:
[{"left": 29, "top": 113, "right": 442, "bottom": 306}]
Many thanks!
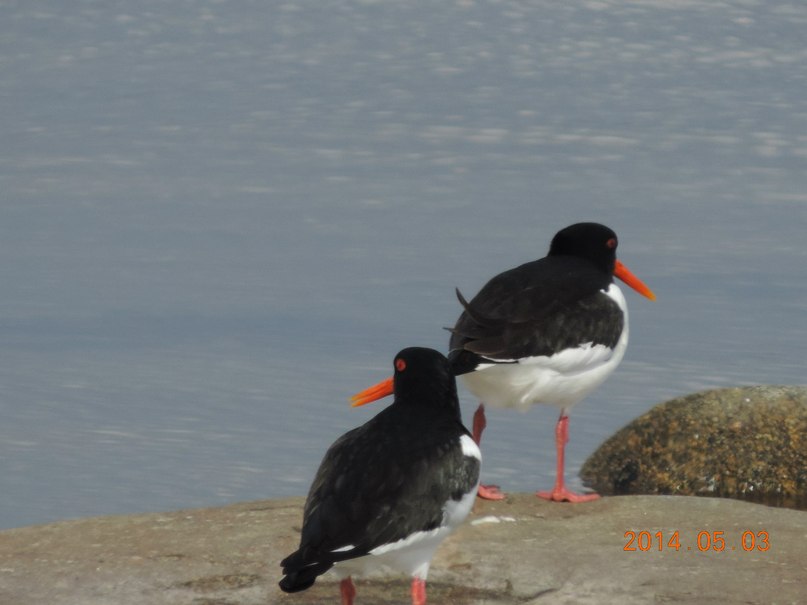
[{"left": 1, "top": 494, "right": 805, "bottom": 604}]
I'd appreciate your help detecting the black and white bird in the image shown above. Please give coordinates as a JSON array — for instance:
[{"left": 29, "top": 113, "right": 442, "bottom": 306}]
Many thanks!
[
  {"left": 279, "top": 347, "right": 481, "bottom": 605},
  {"left": 447, "top": 222, "right": 655, "bottom": 502}
]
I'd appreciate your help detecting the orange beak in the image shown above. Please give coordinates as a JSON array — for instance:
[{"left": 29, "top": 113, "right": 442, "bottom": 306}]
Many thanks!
[
  {"left": 614, "top": 259, "right": 656, "bottom": 301},
  {"left": 350, "top": 376, "right": 394, "bottom": 407}
]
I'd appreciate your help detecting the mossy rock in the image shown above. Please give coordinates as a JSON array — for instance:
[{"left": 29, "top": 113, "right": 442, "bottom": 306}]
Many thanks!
[{"left": 580, "top": 386, "right": 807, "bottom": 509}]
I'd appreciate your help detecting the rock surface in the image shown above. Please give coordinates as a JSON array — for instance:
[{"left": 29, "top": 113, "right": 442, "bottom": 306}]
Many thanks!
[
  {"left": 581, "top": 386, "right": 807, "bottom": 508},
  {"left": 1, "top": 494, "right": 805, "bottom": 604}
]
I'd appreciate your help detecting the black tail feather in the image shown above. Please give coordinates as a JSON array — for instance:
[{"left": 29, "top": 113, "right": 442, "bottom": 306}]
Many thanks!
[{"left": 279, "top": 552, "right": 334, "bottom": 593}]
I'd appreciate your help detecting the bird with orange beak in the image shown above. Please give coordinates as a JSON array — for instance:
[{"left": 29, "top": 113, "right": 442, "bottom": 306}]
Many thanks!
[
  {"left": 282, "top": 347, "right": 480, "bottom": 605},
  {"left": 352, "top": 222, "right": 655, "bottom": 503}
]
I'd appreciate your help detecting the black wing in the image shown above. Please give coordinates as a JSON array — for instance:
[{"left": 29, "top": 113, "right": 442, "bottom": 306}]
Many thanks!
[
  {"left": 448, "top": 256, "right": 623, "bottom": 367},
  {"left": 280, "top": 407, "right": 478, "bottom": 587}
]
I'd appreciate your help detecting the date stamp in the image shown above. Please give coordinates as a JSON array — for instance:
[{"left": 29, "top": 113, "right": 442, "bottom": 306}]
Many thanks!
[{"left": 624, "top": 530, "right": 770, "bottom": 552}]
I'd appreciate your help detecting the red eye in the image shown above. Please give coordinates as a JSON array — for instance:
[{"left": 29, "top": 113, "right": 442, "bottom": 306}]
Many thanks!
[
  {"left": 606, "top": 237, "right": 617, "bottom": 249},
  {"left": 395, "top": 358, "right": 406, "bottom": 372}
]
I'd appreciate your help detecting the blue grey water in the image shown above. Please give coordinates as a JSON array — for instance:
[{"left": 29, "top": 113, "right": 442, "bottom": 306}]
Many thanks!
[{"left": 1, "top": 1, "right": 805, "bottom": 529}]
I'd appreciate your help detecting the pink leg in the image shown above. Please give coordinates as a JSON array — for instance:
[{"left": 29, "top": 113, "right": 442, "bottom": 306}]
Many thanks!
[
  {"left": 411, "top": 577, "right": 427, "bottom": 605},
  {"left": 472, "top": 404, "right": 505, "bottom": 501},
  {"left": 536, "top": 414, "right": 600, "bottom": 503},
  {"left": 471, "top": 403, "right": 486, "bottom": 444},
  {"left": 340, "top": 577, "right": 356, "bottom": 605}
]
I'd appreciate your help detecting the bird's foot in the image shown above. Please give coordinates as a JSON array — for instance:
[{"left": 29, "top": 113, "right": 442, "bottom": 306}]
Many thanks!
[
  {"left": 477, "top": 484, "right": 506, "bottom": 500},
  {"left": 535, "top": 488, "right": 599, "bottom": 503}
]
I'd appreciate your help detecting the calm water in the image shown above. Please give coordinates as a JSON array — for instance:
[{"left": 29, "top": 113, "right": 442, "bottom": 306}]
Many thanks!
[{"left": 2, "top": 1, "right": 806, "bottom": 529}]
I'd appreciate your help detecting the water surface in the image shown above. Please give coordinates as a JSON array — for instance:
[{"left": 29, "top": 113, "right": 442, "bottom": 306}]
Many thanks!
[{"left": 1, "top": 0, "right": 806, "bottom": 529}]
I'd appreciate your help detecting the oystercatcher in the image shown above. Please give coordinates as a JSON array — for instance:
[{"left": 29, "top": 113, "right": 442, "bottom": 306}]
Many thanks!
[
  {"left": 279, "top": 347, "right": 481, "bottom": 605},
  {"left": 447, "top": 222, "right": 655, "bottom": 502}
]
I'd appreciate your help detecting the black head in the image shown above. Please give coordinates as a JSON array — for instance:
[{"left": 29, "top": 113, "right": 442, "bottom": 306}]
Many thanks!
[
  {"left": 547, "top": 222, "right": 619, "bottom": 275},
  {"left": 350, "top": 347, "right": 461, "bottom": 415},
  {"left": 391, "top": 347, "right": 458, "bottom": 409}
]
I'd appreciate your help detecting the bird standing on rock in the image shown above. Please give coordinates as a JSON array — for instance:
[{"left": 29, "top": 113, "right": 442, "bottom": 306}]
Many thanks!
[
  {"left": 447, "top": 222, "right": 656, "bottom": 502},
  {"left": 279, "top": 347, "right": 480, "bottom": 605}
]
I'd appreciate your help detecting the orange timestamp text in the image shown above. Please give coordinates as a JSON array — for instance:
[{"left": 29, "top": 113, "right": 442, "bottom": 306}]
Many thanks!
[{"left": 624, "top": 530, "right": 770, "bottom": 552}]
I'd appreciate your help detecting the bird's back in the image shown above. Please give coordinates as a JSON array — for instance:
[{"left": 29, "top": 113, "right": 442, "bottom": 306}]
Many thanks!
[{"left": 449, "top": 256, "right": 620, "bottom": 361}]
